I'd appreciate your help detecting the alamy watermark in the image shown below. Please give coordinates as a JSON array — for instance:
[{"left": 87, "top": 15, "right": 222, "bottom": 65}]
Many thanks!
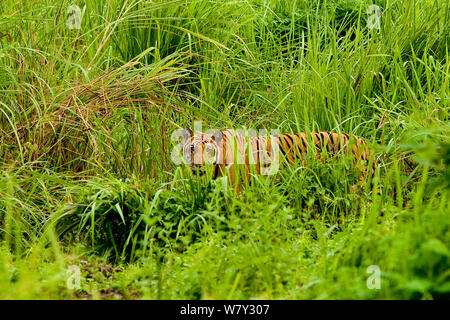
[
  {"left": 366, "top": 265, "right": 381, "bottom": 289},
  {"left": 67, "top": 4, "right": 86, "bottom": 30},
  {"left": 66, "top": 265, "right": 81, "bottom": 290},
  {"left": 367, "top": 5, "right": 381, "bottom": 30},
  {"left": 66, "top": 4, "right": 381, "bottom": 31},
  {"left": 171, "top": 121, "right": 280, "bottom": 175}
]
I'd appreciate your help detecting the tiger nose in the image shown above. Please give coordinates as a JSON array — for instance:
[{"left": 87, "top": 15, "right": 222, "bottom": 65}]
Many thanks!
[{"left": 191, "top": 166, "right": 204, "bottom": 176}]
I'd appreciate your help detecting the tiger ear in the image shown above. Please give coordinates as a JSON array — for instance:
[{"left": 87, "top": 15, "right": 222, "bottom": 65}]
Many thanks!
[
  {"left": 210, "top": 130, "right": 223, "bottom": 143},
  {"left": 181, "top": 128, "right": 193, "bottom": 141}
]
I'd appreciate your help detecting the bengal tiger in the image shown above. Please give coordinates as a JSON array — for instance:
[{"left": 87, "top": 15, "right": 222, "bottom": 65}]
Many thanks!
[{"left": 181, "top": 128, "right": 376, "bottom": 189}]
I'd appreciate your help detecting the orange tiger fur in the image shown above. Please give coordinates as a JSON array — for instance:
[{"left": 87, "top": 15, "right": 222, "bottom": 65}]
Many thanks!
[{"left": 182, "top": 129, "right": 376, "bottom": 188}]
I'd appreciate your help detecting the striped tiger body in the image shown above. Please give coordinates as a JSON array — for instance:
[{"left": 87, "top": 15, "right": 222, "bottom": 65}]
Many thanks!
[{"left": 182, "top": 129, "right": 375, "bottom": 187}]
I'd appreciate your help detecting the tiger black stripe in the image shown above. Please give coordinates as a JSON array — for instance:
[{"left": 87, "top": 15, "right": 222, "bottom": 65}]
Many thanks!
[
  {"left": 328, "top": 132, "right": 337, "bottom": 153},
  {"left": 291, "top": 134, "right": 304, "bottom": 157},
  {"left": 281, "top": 134, "right": 295, "bottom": 162},
  {"left": 319, "top": 132, "right": 329, "bottom": 152}
]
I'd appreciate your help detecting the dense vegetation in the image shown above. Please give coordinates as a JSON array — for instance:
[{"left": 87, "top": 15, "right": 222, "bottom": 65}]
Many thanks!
[{"left": 0, "top": 0, "right": 448, "bottom": 299}]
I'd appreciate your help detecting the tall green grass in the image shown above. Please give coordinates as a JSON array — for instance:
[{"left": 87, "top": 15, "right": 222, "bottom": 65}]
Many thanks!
[{"left": 0, "top": 0, "right": 449, "bottom": 299}]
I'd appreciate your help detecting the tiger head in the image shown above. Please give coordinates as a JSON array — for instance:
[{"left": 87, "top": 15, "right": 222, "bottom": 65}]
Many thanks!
[{"left": 182, "top": 129, "right": 223, "bottom": 177}]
